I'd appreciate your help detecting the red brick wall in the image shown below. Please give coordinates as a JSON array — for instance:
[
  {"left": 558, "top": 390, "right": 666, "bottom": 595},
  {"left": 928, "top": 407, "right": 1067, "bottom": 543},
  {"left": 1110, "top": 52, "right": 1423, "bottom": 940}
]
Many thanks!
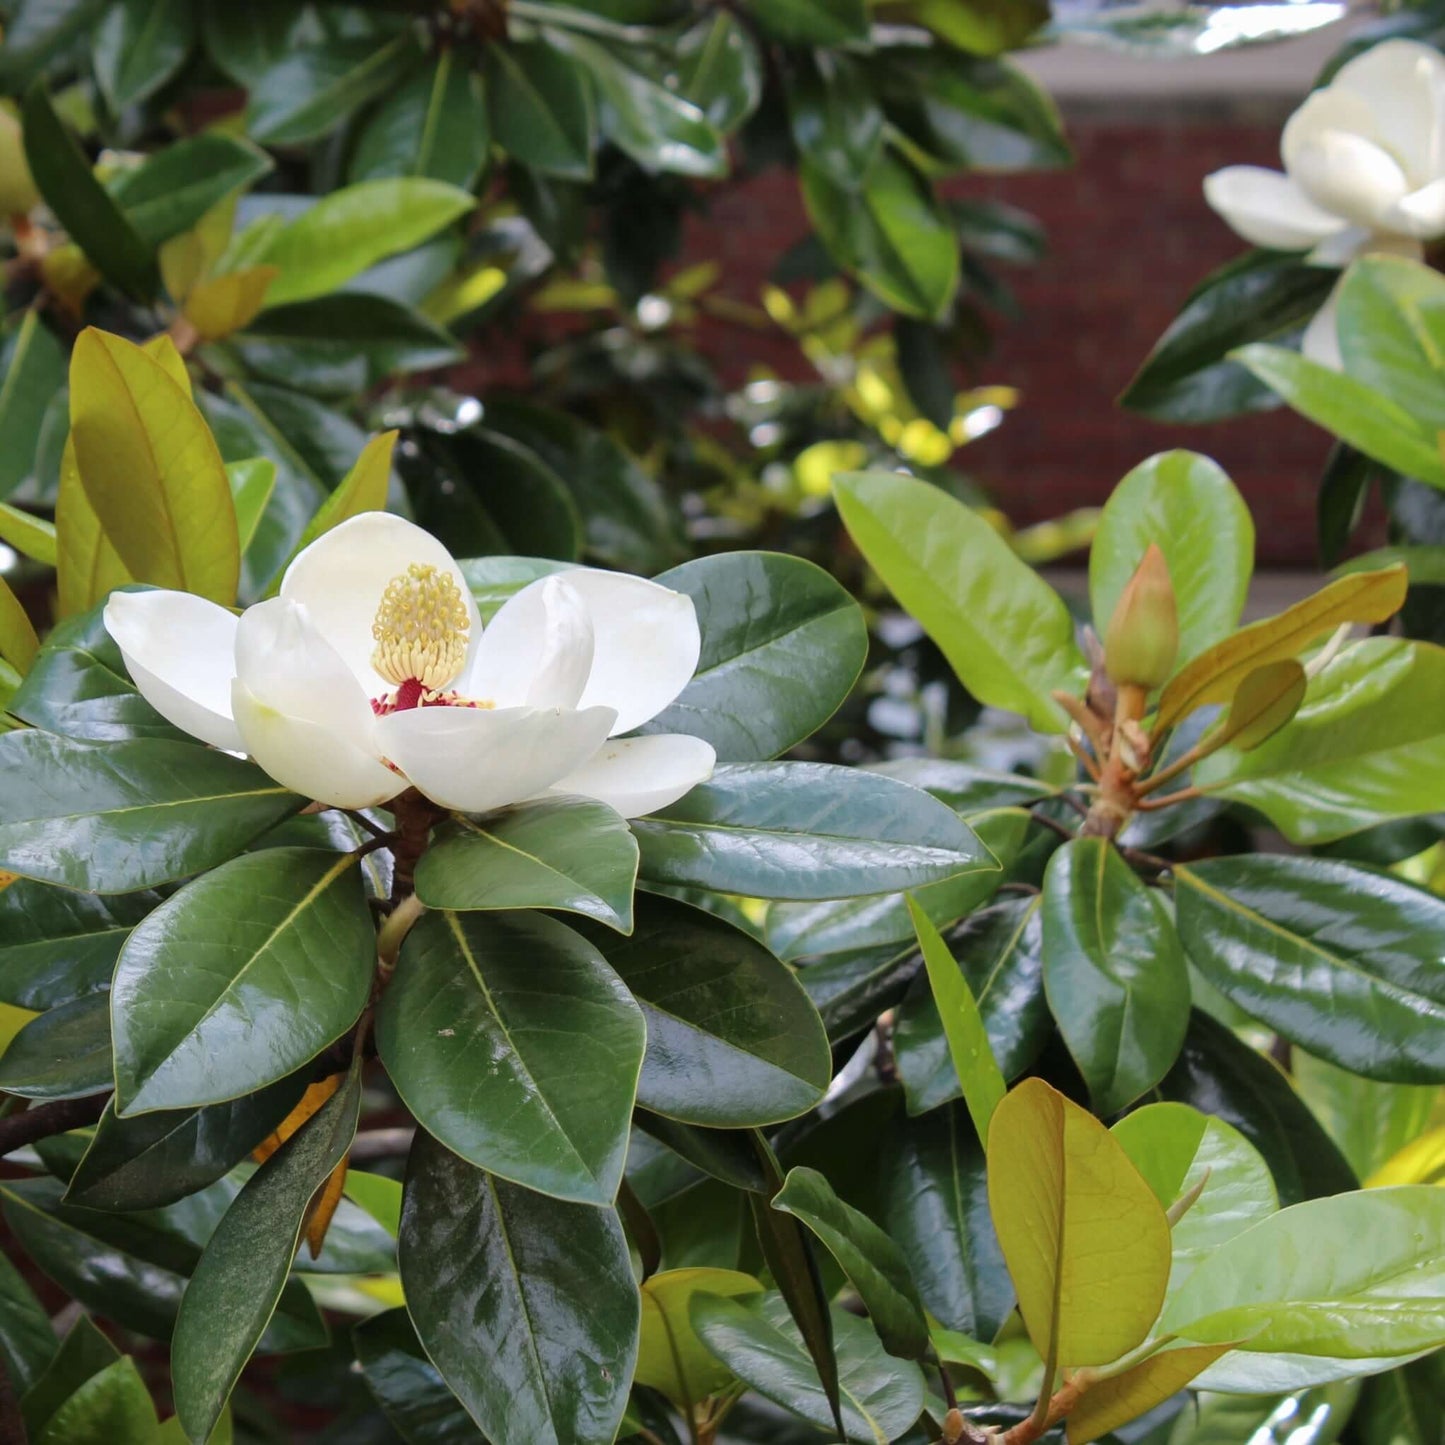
[{"left": 674, "top": 115, "right": 1359, "bottom": 567}]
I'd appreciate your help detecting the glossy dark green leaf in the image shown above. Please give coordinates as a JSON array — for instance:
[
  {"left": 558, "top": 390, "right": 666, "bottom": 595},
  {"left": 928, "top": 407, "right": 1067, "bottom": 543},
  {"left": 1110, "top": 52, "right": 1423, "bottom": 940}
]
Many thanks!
[
  {"left": 0, "top": 1250, "right": 57, "bottom": 1396},
  {"left": 1041, "top": 839, "right": 1191, "bottom": 1115},
  {"left": 21, "top": 84, "right": 158, "bottom": 300},
  {"left": 1158, "top": 1009, "right": 1357, "bottom": 1206},
  {"left": 751, "top": 0, "right": 868, "bottom": 44},
  {"left": 478, "top": 395, "right": 684, "bottom": 572},
  {"left": 0, "top": 311, "right": 66, "bottom": 502},
  {"left": 1120, "top": 250, "right": 1333, "bottom": 423},
  {"left": 408, "top": 426, "right": 583, "bottom": 561},
  {"left": 461, "top": 555, "right": 574, "bottom": 620},
  {"left": 416, "top": 797, "right": 638, "bottom": 932},
  {"left": 354, "top": 1308, "right": 485, "bottom": 1445},
  {"left": 633, "top": 1113, "right": 771, "bottom": 1193},
  {"left": 802, "top": 150, "right": 959, "bottom": 320},
  {"left": 19, "top": 1315, "right": 114, "bottom": 1438},
  {"left": 398, "top": 1132, "right": 639, "bottom": 1445},
  {"left": 377, "top": 909, "right": 644, "bottom": 1205},
  {"left": 786, "top": 51, "right": 883, "bottom": 191},
  {"left": 634, "top": 762, "right": 989, "bottom": 900},
  {"left": 65, "top": 1077, "right": 308, "bottom": 1211},
  {"left": 248, "top": 35, "right": 420, "bottom": 145},
  {"left": 677, "top": 12, "right": 761, "bottom": 134},
  {"left": 485, "top": 40, "right": 596, "bottom": 180},
  {"left": 0, "top": 1175, "right": 327, "bottom": 1348},
  {"left": 173, "top": 1066, "right": 361, "bottom": 1444},
  {"left": 895, "top": 893, "right": 1047, "bottom": 1114},
  {"left": 553, "top": 31, "right": 726, "bottom": 179},
  {"left": 797, "top": 943, "right": 919, "bottom": 1042},
  {"left": 773, "top": 1166, "right": 929, "bottom": 1360},
  {"left": 0, "top": 992, "right": 110, "bottom": 1099},
  {"left": 93, "top": 0, "right": 194, "bottom": 111},
  {"left": 34, "top": 1355, "right": 157, "bottom": 1445},
  {"left": 0, "top": 731, "right": 300, "bottom": 892},
  {"left": 877, "top": 1101, "right": 1013, "bottom": 1339},
  {"left": 111, "top": 848, "right": 373, "bottom": 1114},
  {"left": 230, "top": 293, "right": 464, "bottom": 398},
  {"left": 644, "top": 551, "right": 867, "bottom": 762},
  {"left": 691, "top": 1291, "right": 926, "bottom": 1441},
  {"left": 877, "top": 48, "right": 1069, "bottom": 172},
  {"left": 571, "top": 894, "right": 831, "bottom": 1127},
  {"left": 766, "top": 805, "right": 1027, "bottom": 962},
  {"left": 0, "top": 0, "right": 107, "bottom": 92},
  {"left": 113, "top": 135, "right": 273, "bottom": 252},
  {"left": 1175, "top": 856, "right": 1445, "bottom": 1084},
  {"left": 11, "top": 594, "right": 181, "bottom": 741},
  {"left": 350, "top": 49, "right": 490, "bottom": 188},
  {"left": 0, "top": 877, "right": 157, "bottom": 1009}
]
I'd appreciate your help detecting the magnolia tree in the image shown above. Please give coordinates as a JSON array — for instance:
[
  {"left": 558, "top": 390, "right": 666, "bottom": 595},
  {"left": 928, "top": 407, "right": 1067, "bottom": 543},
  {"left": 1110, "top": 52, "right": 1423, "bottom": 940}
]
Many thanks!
[{"left": 1, "top": 5, "right": 1445, "bottom": 1445}]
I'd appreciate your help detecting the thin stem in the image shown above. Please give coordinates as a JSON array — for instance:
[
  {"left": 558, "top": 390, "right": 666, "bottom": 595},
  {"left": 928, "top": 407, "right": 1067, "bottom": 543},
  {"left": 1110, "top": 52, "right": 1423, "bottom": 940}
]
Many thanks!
[
  {"left": 1134, "top": 785, "right": 1204, "bottom": 812},
  {"left": 339, "top": 808, "right": 391, "bottom": 840},
  {"left": 0, "top": 1094, "right": 108, "bottom": 1157},
  {"left": 1066, "top": 733, "right": 1102, "bottom": 782},
  {"left": 376, "top": 892, "right": 425, "bottom": 985},
  {"left": 1028, "top": 810, "right": 1075, "bottom": 844}
]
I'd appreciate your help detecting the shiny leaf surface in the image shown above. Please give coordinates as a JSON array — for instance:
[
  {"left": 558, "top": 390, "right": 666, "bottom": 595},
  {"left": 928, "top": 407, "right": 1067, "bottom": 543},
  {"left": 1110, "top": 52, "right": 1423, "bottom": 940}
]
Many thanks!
[
  {"left": 353, "top": 1307, "right": 484, "bottom": 1445},
  {"left": 484, "top": 40, "right": 595, "bottom": 180},
  {"left": 1041, "top": 839, "right": 1190, "bottom": 1115},
  {"left": 633, "top": 761, "right": 989, "bottom": 900},
  {"left": 416, "top": 796, "right": 639, "bottom": 933},
  {"left": 399, "top": 1132, "right": 639, "bottom": 1445},
  {"left": 570, "top": 895, "right": 831, "bottom": 1127},
  {"left": 0, "top": 992, "right": 111, "bottom": 1099},
  {"left": 112, "top": 848, "right": 372, "bottom": 1114},
  {"left": 376, "top": 909, "right": 644, "bottom": 1204},
  {"left": 643, "top": 551, "right": 867, "bottom": 761},
  {"left": 1174, "top": 855, "right": 1445, "bottom": 1083}
]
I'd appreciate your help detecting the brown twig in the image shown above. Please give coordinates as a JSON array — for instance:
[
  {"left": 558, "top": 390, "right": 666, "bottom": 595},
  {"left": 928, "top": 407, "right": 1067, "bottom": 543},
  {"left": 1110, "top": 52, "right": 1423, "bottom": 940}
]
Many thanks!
[{"left": 0, "top": 1094, "right": 107, "bottom": 1158}]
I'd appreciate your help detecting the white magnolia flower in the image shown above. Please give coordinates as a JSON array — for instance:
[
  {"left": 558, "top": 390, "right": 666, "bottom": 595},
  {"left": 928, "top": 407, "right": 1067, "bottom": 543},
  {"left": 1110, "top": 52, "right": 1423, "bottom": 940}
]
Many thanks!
[
  {"left": 103, "top": 512, "right": 716, "bottom": 818},
  {"left": 1204, "top": 39, "right": 1445, "bottom": 366}
]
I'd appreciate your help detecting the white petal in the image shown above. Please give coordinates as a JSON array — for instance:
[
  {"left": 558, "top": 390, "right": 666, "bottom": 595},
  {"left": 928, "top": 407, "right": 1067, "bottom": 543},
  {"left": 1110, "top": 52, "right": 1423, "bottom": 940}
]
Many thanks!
[
  {"left": 561, "top": 569, "right": 701, "bottom": 736},
  {"left": 232, "top": 680, "right": 405, "bottom": 808},
  {"left": 1306, "top": 225, "right": 1370, "bottom": 265},
  {"left": 1331, "top": 39, "right": 1445, "bottom": 187},
  {"left": 1202, "top": 166, "right": 1346, "bottom": 250},
  {"left": 462, "top": 575, "right": 595, "bottom": 710},
  {"left": 1286, "top": 98, "right": 1410, "bottom": 229},
  {"left": 278, "top": 511, "right": 480, "bottom": 695},
  {"left": 103, "top": 589, "right": 242, "bottom": 751},
  {"left": 234, "top": 598, "right": 380, "bottom": 755},
  {"left": 376, "top": 703, "right": 618, "bottom": 814},
  {"left": 1302, "top": 279, "right": 1344, "bottom": 370},
  {"left": 1383, "top": 179, "right": 1445, "bottom": 237},
  {"left": 546, "top": 734, "right": 716, "bottom": 819}
]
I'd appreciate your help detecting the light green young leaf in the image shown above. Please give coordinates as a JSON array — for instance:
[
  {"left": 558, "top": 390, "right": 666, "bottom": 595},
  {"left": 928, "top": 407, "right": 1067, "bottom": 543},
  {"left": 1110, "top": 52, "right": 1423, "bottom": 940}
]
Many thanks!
[
  {"left": 226, "top": 458, "right": 277, "bottom": 554},
  {"left": 908, "top": 896, "right": 1005, "bottom": 1144},
  {"left": 834, "top": 470, "right": 1085, "bottom": 731}
]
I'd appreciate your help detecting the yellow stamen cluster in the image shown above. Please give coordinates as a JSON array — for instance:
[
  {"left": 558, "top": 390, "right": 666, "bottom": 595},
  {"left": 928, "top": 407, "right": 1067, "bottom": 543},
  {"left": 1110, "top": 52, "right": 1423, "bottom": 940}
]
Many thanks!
[{"left": 371, "top": 562, "right": 470, "bottom": 690}]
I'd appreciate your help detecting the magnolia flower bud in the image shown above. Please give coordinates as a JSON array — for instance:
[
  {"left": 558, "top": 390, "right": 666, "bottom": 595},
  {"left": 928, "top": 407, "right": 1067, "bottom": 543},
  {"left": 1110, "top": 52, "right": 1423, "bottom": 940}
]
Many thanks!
[
  {"left": 1104, "top": 544, "right": 1179, "bottom": 691},
  {"left": 0, "top": 105, "right": 39, "bottom": 216}
]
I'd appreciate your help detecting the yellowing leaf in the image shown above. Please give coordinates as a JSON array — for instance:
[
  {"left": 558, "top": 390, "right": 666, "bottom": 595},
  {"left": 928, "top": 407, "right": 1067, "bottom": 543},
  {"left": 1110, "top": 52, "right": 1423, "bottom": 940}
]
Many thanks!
[
  {"left": 253, "top": 1074, "right": 344, "bottom": 1165},
  {"left": 1366, "top": 1124, "right": 1445, "bottom": 1188},
  {"left": 1156, "top": 567, "right": 1407, "bottom": 731},
  {"left": 986, "top": 1078, "right": 1171, "bottom": 1370},
  {"left": 141, "top": 334, "right": 193, "bottom": 396},
  {"left": 909, "top": 895, "right": 1005, "bottom": 1143},
  {"left": 1218, "top": 659, "right": 1307, "bottom": 753},
  {"left": 184, "top": 266, "right": 280, "bottom": 342},
  {"left": 0, "top": 871, "right": 17, "bottom": 892},
  {"left": 40, "top": 243, "right": 100, "bottom": 315},
  {"left": 423, "top": 263, "right": 506, "bottom": 325},
  {"left": 636, "top": 1268, "right": 764, "bottom": 1411},
  {"left": 1065, "top": 1344, "right": 1232, "bottom": 1443},
  {"left": 265, "top": 431, "right": 396, "bottom": 595},
  {"left": 304, "top": 1154, "right": 350, "bottom": 1260},
  {"left": 0, "top": 1000, "right": 39, "bottom": 1057},
  {"left": 69, "top": 327, "right": 239, "bottom": 606},
  {"left": 0, "top": 573, "right": 37, "bottom": 671},
  {"left": 55, "top": 433, "right": 134, "bottom": 617},
  {"left": 160, "top": 193, "right": 238, "bottom": 302}
]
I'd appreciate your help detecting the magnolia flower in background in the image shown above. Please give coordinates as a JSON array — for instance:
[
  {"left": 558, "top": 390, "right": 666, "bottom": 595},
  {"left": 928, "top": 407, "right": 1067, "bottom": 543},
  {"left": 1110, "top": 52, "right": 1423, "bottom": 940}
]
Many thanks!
[
  {"left": 1203, "top": 39, "right": 1445, "bottom": 366},
  {"left": 104, "top": 513, "right": 716, "bottom": 818}
]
